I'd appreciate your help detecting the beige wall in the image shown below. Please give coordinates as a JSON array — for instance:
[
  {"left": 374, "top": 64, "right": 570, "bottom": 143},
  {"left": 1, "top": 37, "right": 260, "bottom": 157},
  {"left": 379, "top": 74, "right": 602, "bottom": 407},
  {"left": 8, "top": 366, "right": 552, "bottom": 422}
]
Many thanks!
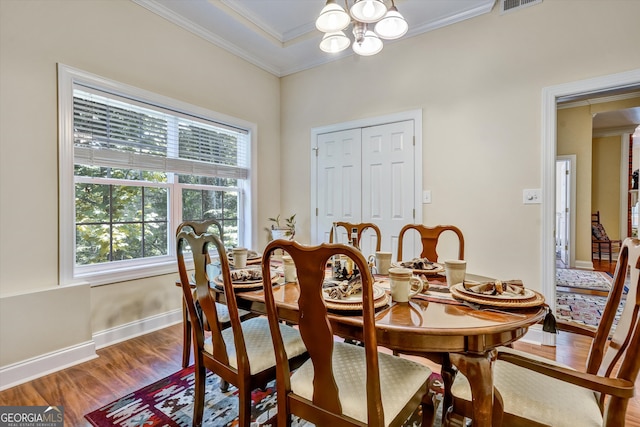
[
  {"left": 592, "top": 135, "right": 622, "bottom": 239},
  {"left": 281, "top": 1, "right": 640, "bottom": 282},
  {"left": 0, "top": 0, "right": 281, "bottom": 367},
  {"left": 1, "top": 0, "right": 640, "bottom": 379}
]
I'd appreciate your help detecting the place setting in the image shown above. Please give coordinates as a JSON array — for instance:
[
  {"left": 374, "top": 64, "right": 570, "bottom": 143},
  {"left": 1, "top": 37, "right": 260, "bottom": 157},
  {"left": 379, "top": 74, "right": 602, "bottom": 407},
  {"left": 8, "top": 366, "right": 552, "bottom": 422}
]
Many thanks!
[
  {"left": 210, "top": 265, "right": 278, "bottom": 291},
  {"left": 322, "top": 264, "right": 389, "bottom": 312},
  {"left": 391, "top": 257, "right": 444, "bottom": 275},
  {"left": 449, "top": 279, "right": 545, "bottom": 308}
]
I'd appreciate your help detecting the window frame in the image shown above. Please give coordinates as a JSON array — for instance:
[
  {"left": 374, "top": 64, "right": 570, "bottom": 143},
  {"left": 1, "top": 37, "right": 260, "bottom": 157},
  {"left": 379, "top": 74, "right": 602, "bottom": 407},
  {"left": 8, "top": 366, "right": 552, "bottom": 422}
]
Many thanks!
[{"left": 58, "top": 64, "right": 257, "bottom": 286}]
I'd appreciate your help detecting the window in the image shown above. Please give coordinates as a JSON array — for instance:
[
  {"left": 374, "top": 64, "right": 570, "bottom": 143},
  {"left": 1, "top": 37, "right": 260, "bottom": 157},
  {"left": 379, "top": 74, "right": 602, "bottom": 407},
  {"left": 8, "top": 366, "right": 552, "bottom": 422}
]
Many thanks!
[{"left": 58, "top": 65, "right": 255, "bottom": 285}]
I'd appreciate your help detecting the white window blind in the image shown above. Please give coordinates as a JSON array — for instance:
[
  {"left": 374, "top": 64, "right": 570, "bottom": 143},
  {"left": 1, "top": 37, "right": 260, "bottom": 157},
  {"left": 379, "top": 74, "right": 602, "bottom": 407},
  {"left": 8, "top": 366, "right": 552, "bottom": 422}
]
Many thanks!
[{"left": 73, "top": 87, "right": 249, "bottom": 180}]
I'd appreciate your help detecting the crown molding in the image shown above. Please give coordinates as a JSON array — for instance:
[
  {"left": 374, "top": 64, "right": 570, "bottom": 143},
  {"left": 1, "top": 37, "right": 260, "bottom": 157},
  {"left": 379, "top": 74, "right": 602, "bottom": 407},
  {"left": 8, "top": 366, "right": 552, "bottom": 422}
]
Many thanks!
[
  {"left": 132, "top": 0, "right": 283, "bottom": 76},
  {"left": 593, "top": 125, "right": 639, "bottom": 138},
  {"left": 409, "top": 1, "right": 495, "bottom": 35}
]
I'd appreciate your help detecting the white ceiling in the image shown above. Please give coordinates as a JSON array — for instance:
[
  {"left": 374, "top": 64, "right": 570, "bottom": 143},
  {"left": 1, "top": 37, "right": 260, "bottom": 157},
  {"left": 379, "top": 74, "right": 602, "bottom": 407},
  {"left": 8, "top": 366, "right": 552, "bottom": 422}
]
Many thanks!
[
  {"left": 132, "top": 0, "right": 640, "bottom": 135},
  {"left": 132, "top": 0, "right": 496, "bottom": 77}
]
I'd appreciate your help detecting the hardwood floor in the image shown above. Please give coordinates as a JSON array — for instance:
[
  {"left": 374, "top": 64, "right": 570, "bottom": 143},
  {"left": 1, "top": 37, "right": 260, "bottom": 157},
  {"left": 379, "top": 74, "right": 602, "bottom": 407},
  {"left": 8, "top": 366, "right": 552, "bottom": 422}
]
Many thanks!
[
  {"left": 1, "top": 321, "right": 638, "bottom": 426},
  {"left": 0, "top": 325, "right": 184, "bottom": 427}
]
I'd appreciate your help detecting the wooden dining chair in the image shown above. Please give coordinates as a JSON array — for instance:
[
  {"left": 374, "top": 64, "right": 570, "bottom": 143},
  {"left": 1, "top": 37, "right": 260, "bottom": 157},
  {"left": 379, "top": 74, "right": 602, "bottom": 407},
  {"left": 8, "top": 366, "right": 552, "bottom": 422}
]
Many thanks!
[
  {"left": 329, "top": 221, "right": 382, "bottom": 252},
  {"left": 176, "top": 230, "right": 309, "bottom": 426},
  {"left": 176, "top": 219, "right": 254, "bottom": 369},
  {"left": 396, "top": 224, "right": 464, "bottom": 262},
  {"left": 446, "top": 237, "right": 640, "bottom": 427},
  {"left": 260, "top": 239, "right": 434, "bottom": 427},
  {"left": 592, "top": 211, "right": 622, "bottom": 264}
]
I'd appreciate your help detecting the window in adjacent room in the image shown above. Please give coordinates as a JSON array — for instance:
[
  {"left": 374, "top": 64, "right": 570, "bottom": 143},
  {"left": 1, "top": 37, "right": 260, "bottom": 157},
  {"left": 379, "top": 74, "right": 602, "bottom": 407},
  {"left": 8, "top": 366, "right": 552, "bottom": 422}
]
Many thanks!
[{"left": 58, "top": 65, "right": 255, "bottom": 286}]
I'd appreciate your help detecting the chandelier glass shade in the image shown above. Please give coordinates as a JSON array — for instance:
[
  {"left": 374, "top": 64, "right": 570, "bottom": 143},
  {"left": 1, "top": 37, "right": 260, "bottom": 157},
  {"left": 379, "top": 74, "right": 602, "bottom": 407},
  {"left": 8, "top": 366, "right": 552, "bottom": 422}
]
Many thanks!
[{"left": 315, "top": 0, "right": 408, "bottom": 56}]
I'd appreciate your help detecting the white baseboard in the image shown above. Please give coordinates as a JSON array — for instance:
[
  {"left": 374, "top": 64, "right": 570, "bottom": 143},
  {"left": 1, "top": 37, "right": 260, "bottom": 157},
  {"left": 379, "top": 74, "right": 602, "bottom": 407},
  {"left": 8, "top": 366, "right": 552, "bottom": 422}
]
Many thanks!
[
  {"left": 0, "top": 341, "right": 97, "bottom": 391},
  {"left": 93, "top": 308, "right": 182, "bottom": 349},
  {"left": 519, "top": 323, "right": 548, "bottom": 346},
  {"left": 0, "top": 309, "right": 182, "bottom": 391},
  {"left": 574, "top": 260, "right": 594, "bottom": 270}
]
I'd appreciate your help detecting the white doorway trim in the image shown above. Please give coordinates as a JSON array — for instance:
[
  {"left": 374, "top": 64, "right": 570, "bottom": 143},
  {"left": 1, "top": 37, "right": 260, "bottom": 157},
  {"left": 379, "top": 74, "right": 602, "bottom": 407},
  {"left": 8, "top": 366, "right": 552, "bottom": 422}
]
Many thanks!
[
  {"left": 542, "top": 68, "right": 640, "bottom": 346},
  {"left": 310, "top": 109, "right": 423, "bottom": 245}
]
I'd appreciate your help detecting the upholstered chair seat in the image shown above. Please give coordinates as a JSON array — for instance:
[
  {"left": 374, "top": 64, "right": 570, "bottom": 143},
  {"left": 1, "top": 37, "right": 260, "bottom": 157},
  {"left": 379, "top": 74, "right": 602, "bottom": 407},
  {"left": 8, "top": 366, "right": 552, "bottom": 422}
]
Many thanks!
[
  {"left": 212, "top": 300, "right": 250, "bottom": 324},
  {"left": 204, "top": 316, "right": 307, "bottom": 375},
  {"left": 291, "top": 341, "right": 431, "bottom": 426},
  {"left": 450, "top": 346, "right": 603, "bottom": 427}
]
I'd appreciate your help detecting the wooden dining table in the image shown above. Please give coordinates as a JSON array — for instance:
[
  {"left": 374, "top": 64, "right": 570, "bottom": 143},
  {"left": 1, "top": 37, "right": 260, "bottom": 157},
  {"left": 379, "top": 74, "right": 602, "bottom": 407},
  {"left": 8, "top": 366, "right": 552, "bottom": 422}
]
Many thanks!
[{"left": 210, "top": 268, "right": 546, "bottom": 427}]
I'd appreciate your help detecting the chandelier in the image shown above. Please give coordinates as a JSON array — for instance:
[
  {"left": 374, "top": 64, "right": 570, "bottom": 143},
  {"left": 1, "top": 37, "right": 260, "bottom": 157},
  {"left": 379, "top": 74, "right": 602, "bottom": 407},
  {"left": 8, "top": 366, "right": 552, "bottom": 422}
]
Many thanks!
[{"left": 316, "top": 0, "right": 408, "bottom": 56}]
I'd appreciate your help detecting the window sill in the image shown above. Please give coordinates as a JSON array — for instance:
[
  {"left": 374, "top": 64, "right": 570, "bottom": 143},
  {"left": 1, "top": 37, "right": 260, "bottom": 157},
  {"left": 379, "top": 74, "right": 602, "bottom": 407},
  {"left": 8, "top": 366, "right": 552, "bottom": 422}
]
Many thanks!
[{"left": 71, "top": 260, "right": 180, "bottom": 287}]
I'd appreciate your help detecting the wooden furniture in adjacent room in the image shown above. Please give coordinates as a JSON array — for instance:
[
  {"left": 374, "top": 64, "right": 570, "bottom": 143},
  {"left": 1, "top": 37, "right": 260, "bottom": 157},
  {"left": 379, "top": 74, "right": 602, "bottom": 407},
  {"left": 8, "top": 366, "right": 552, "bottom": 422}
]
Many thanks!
[
  {"left": 397, "top": 224, "right": 464, "bottom": 262},
  {"left": 592, "top": 211, "right": 622, "bottom": 264},
  {"left": 176, "top": 230, "right": 308, "bottom": 426},
  {"left": 448, "top": 237, "right": 640, "bottom": 427},
  {"left": 260, "top": 240, "right": 433, "bottom": 427}
]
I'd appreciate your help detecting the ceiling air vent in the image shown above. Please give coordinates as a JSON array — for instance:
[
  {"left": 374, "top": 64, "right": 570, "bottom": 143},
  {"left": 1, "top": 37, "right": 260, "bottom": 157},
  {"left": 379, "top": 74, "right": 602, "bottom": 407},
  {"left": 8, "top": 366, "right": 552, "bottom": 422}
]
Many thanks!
[{"left": 500, "top": 0, "right": 543, "bottom": 14}]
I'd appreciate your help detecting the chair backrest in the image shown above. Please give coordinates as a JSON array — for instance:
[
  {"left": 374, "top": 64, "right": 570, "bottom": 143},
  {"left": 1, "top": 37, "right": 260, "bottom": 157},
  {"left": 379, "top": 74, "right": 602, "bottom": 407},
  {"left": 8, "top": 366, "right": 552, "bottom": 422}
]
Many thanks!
[
  {"left": 261, "top": 240, "right": 386, "bottom": 425},
  {"left": 587, "top": 237, "right": 640, "bottom": 421},
  {"left": 591, "top": 212, "right": 611, "bottom": 242},
  {"left": 176, "top": 228, "right": 249, "bottom": 377},
  {"left": 176, "top": 218, "right": 223, "bottom": 237},
  {"left": 397, "top": 224, "right": 464, "bottom": 262},
  {"left": 329, "top": 221, "right": 382, "bottom": 252}
]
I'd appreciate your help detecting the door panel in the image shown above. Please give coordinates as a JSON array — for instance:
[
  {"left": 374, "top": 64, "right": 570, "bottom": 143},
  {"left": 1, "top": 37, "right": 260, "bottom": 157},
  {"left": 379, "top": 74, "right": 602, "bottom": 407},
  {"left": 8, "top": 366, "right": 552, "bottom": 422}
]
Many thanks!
[
  {"left": 316, "top": 129, "right": 362, "bottom": 244},
  {"left": 362, "top": 121, "right": 416, "bottom": 257}
]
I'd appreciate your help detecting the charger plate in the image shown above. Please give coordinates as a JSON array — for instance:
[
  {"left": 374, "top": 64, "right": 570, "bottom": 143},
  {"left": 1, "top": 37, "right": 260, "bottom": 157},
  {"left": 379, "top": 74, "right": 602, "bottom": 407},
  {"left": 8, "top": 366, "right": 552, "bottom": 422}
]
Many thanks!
[
  {"left": 450, "top": 283, "right": 545, "bottom": 308},
  {"left": 323, "top": 285, "right": 389, "bottom": 311}
]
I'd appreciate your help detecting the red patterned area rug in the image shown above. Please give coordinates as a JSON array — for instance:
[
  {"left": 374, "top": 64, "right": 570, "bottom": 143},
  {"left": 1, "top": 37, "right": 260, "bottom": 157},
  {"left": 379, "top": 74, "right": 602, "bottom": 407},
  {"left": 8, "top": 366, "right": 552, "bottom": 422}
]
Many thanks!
[
  {"left": 556, "top": 291, "right": 625, "bottom": 328},
  {"left": 85, "top": 365, "right": 443, "bottom": 427}
]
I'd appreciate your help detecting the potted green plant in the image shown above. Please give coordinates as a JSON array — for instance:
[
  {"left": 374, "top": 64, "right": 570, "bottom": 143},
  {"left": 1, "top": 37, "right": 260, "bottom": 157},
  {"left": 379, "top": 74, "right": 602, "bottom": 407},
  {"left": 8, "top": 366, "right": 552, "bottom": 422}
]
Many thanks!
[{"left": 268, "top": 214, "right": 296, "bottom": 240}]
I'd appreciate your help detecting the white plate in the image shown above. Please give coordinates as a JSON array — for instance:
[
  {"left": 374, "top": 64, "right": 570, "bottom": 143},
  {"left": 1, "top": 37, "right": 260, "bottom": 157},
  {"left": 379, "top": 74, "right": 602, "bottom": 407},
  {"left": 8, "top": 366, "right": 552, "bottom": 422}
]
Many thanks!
[{"left": 323, "top": 284, "right": 386, "bottom": 304}]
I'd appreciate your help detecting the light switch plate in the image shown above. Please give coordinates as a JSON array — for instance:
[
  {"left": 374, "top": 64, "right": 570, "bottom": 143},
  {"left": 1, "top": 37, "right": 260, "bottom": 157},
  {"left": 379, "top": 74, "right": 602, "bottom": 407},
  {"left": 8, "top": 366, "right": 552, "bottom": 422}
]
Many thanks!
[
  {"left": 422, "top": 190, "right": 432, "bottom": 204},
  {"left": 523, "top": 189, "right": 542, "bottom": 204}
]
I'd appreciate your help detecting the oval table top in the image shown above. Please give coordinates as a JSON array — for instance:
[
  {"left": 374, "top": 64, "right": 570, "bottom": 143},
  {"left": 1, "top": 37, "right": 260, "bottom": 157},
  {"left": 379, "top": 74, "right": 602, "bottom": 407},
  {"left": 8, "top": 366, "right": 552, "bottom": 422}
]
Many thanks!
[{"left": 235, "top": 279, "right": 546, "bottom": 354}]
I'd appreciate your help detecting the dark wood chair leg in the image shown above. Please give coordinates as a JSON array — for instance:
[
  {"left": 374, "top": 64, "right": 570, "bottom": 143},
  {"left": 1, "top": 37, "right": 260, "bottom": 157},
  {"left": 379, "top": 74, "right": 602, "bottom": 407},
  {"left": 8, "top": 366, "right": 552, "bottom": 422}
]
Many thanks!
[
  {"left": 182, "top": 299, "right": 191, "bottom": 368},
  {"left": 238, "top": 386, "right": 252, "bottom": 427},
  {"left": 441, "top": 354, "right": 457, "bottom": 426},
  {"left": 193, "top": 363, "right": 206, "bottom": 426}
]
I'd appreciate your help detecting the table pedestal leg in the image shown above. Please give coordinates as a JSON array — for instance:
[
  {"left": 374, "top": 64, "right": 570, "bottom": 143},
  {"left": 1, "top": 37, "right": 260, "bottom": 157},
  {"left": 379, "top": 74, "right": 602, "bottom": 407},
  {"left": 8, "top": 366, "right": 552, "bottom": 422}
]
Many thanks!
[{"left": 448, "top": 350, "right": 497, "bottom": 427}]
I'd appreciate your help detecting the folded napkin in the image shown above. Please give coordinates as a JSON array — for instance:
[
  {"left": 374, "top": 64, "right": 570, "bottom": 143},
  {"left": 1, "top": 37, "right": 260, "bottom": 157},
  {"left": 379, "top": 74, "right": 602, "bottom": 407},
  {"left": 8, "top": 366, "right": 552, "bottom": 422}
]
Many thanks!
[
  {"left": 229, "top": 268, "right": 262, "bottom": 282},
  {"left": 463, "top": 280, "right": 525, "bottom": 296},
  {"left": 323, "top": 277, "right": 362, "bottom": 300},
  {"left": 397, "top": 257, "right": 438, "bottom": 270}
]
